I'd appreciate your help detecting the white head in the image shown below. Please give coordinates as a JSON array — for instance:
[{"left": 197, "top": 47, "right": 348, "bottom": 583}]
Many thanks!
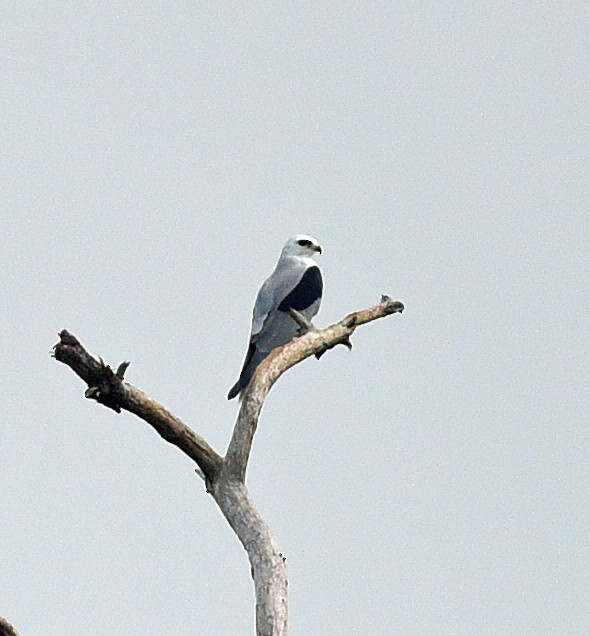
[{"left": 281, "top": 234, "right": 322, "bottom": 259}]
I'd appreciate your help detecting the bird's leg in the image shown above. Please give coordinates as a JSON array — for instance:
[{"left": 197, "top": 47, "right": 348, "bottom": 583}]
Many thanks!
[
  {"left": 288, "top": 308, "right": 315, "bottom": 335},
  {"left": 288, "top": 309, "right": 330, "bottom": 360}
]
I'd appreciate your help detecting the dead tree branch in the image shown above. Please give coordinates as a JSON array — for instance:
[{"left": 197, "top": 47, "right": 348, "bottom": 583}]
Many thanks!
[
  {"left": 224, "top": 295, "right": 404, "bottom": 481},
  {"left": 52, "top": 294, "right": 404, "bottom": 635},
  {"left": 0, "top": 616, "right": 19, "bottom": 636},
  {"left": 53, "top": 331, "right": 222, "bottom": 483}
]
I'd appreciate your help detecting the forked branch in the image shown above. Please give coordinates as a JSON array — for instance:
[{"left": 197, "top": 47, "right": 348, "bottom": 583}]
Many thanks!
[
  {"left": 52, "top": 294, "right": 404, "bottom": 636},
  {"left": 52, "top": 330, "right": 222, "bottom": 483},
  {"left": 223, "top": 295, "right": 404, "bottom": 481}
]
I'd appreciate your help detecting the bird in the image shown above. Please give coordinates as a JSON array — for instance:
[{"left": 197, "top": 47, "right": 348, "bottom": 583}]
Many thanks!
[{"left": 228, "top": 234, "right": 323, "bottom": 400}]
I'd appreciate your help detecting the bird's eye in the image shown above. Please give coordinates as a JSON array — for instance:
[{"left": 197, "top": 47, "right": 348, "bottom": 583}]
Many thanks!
[{"left": 297, "top": 239, "right": 311, "bottom": 247}]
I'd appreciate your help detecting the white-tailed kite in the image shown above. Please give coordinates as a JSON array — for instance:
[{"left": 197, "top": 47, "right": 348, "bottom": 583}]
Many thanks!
[{"left": 228, "top": 234, "right": 323, "bottom": 400}]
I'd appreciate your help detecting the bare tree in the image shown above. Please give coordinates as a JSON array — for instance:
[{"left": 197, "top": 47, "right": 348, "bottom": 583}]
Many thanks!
[{"left": 52, "top": 295, "right": 404, "bottom": 635}]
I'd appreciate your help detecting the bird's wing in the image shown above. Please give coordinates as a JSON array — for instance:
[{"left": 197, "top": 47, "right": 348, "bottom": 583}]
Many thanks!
[
  {"left": 277, "top": 265, "right": 323, "bottom": 313},
  {"left": 250, "top": 260, "right": 310, "bottom": 338},
  {"left": 228, "top": 260, "right": 322, "bottom": 400}
]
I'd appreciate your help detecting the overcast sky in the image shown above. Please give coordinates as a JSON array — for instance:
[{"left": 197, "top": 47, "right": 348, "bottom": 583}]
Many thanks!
[{"left": 2, "top": 3, "right": 589, "bottom": 635}]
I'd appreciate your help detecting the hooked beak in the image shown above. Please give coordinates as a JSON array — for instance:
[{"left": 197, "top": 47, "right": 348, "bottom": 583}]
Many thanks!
[{"left": 314, "top": 244, "right": 322, "bottom": 254}]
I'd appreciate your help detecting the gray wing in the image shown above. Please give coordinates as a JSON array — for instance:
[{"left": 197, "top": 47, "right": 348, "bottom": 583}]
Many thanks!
[
  {"left": 250, "top": 261, "right": 307, "bottom": 337},
  {"left": 227, "top": 262, "right": 322, "bottom": 399}
]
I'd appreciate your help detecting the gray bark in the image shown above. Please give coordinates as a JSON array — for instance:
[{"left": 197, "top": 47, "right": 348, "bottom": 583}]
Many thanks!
[
  {"left": 52, "top": 295, "right": 404, "bottom": 634},
  {"left": 214, "top": 478, "right": 288, "bottom": 635}
]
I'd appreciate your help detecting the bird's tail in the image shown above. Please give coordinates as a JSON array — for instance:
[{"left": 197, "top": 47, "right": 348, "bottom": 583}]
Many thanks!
[
  {"left": 227, "top": 343, "right": 268, "bottom": 400},
  {"left": 227, "top": 381, "right": 242, "bottom": 400}
]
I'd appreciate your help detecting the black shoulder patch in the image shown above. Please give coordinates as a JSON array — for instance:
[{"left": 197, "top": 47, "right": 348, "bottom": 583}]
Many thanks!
[{"left": 278, "top": 266, "right": 323, "bottom": 312}]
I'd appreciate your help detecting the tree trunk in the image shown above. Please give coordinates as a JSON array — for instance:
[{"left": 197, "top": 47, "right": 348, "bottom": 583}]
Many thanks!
[{"left": 52, "top": 295, "right": 403, "bottom": 633}]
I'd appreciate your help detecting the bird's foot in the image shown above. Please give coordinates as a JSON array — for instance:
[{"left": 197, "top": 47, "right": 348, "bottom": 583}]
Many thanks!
[{"left": 288, "top": 308, "right": 316, "bottom": 335}]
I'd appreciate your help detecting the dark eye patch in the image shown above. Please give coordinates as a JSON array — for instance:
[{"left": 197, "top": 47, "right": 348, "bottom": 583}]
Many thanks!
[{"left": 297, "top": 239, "right": 311, "bottom": 247}]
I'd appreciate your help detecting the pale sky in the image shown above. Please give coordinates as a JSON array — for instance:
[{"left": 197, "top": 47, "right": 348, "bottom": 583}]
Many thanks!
[{"left": 2, "top": 3, "right": 589, "bottom": 634}]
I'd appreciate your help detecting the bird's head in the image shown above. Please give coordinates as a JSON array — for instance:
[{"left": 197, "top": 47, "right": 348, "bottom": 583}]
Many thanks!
[{"left": 282, "top": 234, "right": 322, "bottom": 258}]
